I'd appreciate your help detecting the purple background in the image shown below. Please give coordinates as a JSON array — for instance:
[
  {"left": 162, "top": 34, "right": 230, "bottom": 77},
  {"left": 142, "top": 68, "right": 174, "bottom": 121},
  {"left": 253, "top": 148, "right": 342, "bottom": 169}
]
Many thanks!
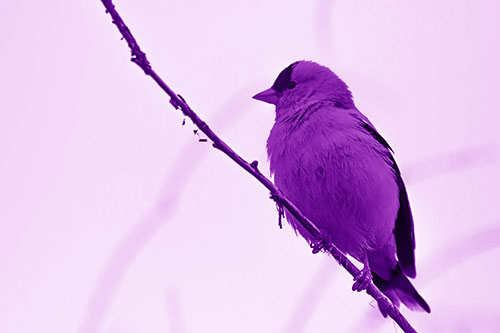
[{"left": 2, "top": 1, "right": 500, "bottom": 332}]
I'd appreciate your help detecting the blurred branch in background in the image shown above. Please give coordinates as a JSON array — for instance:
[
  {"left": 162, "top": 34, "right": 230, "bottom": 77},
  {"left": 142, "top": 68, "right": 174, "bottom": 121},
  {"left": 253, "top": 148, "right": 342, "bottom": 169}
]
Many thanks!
[
  {"left": 78, "top": 86, "right": 255, "bottom": 332},
  {"left": 165, "top": 289, "right": 186, "bottom": 333},
  {"left": 95, "top": 0, "right": 419, "bottom": 332},
  {"left": 282, "top": 258, "right": 337, "bottom": 333},
  {"left": 419, "top": 222, "right": 500, "bottom": 285},
  {"left": 314, "top": 0, "right": 335, "bottom": 59},
  {"left": 404, "top": 145, "right": 500, "bottom": 185}
]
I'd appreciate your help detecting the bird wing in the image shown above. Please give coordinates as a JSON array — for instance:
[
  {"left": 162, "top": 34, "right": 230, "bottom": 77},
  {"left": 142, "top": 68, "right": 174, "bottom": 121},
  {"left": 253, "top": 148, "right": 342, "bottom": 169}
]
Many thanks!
[{"left": 350, "top": 110, "right": 417, "bottom": 278}]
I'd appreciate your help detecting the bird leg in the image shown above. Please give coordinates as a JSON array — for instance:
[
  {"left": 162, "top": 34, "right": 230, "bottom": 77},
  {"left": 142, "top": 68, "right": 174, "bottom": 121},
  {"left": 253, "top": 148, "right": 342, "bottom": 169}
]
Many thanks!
[{"left": 352, "top": 254, "right": 372, "bottom": 292}]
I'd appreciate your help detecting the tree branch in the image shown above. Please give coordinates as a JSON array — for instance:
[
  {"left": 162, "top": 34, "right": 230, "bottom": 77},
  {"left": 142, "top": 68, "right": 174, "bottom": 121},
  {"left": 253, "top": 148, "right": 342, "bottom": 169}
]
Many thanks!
[{"left": 98, "top": 1, "right": 418, "bottom": 332}]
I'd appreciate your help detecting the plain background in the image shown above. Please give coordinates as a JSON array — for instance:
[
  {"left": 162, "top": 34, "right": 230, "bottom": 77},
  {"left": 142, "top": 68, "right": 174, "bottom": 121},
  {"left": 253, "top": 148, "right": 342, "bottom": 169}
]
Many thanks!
[{"left": 1, "top": 0, "right": 500, "bottom": 332}]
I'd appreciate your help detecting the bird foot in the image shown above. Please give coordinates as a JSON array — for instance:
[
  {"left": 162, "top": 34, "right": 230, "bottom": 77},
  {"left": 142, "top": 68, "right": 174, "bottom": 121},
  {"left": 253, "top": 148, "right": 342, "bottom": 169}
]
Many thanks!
[
  {"left": 310, "top": 230, "right": 332, "bottom": 254},
  {"left": 352, "top": 266, "right": 372, "bottom": 292},
  {"left": 311, "top": 239, "right": 327, "bottom": 254}
]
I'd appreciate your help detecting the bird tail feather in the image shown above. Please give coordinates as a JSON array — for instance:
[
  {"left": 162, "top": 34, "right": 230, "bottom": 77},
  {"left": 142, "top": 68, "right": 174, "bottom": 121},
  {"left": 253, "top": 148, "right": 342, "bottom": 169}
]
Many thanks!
[{"left": 372, "top": 264, "right": 430, "bottom": 316}]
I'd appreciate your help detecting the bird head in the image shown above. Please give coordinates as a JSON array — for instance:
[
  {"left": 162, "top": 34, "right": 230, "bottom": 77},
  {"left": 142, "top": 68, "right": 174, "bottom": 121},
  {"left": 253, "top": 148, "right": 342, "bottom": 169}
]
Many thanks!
[{"left": 253, "top": 61, "right": 355, "bottom": 115}]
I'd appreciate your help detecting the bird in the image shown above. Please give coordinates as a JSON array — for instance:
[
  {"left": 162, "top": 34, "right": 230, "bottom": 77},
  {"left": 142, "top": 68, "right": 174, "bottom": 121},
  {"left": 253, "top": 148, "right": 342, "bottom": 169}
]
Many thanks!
[{"left": 252, "top": 60, "right": 430, "bottom": 314}]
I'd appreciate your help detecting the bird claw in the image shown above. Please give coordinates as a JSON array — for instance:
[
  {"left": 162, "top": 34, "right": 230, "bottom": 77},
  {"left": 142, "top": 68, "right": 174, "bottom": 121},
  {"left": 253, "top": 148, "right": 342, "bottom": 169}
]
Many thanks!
[
  {"left": 311, "top": 239, "right": 327, "bottom": 254},
  {"left": 352, "top": 267, "right": 372, "bottom": 292},
  {"left": 269, "top": 193, "right": 280, "bottom": 203},
  {"left": 310, "top": 230, "right": 332, "bottom": 254}
]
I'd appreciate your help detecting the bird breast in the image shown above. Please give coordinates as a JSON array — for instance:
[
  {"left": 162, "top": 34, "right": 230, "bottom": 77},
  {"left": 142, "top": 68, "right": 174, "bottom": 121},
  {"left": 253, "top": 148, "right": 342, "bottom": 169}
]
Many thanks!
[{"left": 266, "top": 106, "right": 399, "bottom": 259}]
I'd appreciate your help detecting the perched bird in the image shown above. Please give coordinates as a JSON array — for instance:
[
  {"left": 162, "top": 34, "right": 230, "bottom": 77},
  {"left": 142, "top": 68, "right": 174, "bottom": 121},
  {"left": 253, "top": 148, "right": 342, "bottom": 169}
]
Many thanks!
[{"left": 253, "top": 61, "right": 430, "bottom": 314}]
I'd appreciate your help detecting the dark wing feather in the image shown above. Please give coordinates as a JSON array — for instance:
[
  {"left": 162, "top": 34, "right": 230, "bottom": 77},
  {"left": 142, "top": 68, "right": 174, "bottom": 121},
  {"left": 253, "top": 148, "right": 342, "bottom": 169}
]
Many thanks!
[{"left": 361, "top": 122, "right": 417, "bottom": 278}]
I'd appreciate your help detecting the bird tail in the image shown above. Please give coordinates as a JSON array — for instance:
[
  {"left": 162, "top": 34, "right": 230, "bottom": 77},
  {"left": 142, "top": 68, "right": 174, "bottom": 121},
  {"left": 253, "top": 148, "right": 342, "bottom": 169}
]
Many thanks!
[{"left": 372, "top": 264, "right": 431, "bottom": 316}]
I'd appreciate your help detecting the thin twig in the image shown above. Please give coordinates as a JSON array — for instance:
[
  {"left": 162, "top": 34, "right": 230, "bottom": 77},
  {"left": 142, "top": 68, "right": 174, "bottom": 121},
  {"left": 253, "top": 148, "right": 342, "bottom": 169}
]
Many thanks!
[{"left": 99, "top": 1, "right": 418, "bottom": 332}]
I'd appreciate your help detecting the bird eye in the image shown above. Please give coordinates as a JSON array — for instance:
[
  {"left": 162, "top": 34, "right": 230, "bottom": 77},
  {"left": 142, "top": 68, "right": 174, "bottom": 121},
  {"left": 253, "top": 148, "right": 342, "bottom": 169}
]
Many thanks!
[{"left": 287, "top": 81, "right": 296, "bottom": 89}]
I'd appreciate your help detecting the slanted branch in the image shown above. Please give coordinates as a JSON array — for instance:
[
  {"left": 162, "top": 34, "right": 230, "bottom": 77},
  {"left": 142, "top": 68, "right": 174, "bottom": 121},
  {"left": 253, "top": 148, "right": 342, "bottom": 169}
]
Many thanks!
[{"left": 99, "top": 1, "right": 418, "bottom": 332}]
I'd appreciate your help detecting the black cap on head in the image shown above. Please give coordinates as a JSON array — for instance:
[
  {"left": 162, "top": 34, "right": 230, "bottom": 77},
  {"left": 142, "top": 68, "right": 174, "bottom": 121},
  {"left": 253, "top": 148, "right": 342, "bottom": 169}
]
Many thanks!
[{"left": 271, "top": 61, "right": 299, "bottom": 93}]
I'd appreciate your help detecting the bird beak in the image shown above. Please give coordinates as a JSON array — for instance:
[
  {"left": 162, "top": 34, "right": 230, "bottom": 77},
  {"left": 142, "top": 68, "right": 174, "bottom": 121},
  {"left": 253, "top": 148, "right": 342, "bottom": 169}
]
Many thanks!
[{"left": 252, "top": 88, "right": 280, "bottom": 105}]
